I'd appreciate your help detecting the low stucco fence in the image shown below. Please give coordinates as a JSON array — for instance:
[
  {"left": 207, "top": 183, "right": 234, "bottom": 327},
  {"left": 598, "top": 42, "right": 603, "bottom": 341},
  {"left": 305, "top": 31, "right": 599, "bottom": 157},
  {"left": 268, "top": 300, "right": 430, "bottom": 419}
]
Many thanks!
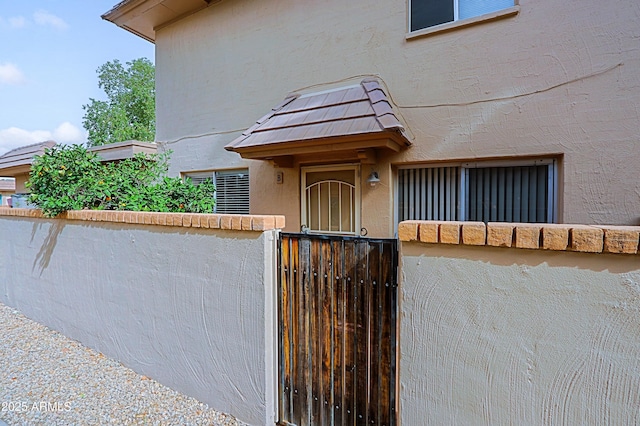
[
  {"left": 0, "top": 208, "right": 282, "bottom": 426},
  {"left": 2, "top": 209, "right": 640, "bottom": 425},
  {"left": 398, "top": 220, "right": 640, "bottom": 425}
]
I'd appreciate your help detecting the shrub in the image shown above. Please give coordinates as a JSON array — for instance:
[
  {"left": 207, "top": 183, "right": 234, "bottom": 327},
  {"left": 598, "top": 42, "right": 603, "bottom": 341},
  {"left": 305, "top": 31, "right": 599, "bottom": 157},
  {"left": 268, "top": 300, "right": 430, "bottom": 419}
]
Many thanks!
[{"left": 27, "top": 144, "right": 215, "bottom": 217}]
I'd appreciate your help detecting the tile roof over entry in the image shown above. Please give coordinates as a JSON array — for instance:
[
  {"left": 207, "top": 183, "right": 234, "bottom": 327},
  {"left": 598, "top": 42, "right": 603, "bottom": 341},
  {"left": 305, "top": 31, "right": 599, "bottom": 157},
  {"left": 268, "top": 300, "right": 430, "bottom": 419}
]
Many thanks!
[{"left": 225, "top": 79, "right": 411, "bottom": 166}]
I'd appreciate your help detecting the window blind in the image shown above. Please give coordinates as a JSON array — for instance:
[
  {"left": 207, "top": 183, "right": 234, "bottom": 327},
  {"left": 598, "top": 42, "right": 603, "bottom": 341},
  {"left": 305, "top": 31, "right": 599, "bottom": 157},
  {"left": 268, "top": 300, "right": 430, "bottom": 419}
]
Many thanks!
[
  {"left": 398, "top": 166, "right": 460, "bottom": 221},
  {"left": 185, "top": 169, "right": 250, "bottom": 214},
  {"left": 398, "top": 161, "right": 555, "bottom": 224}
]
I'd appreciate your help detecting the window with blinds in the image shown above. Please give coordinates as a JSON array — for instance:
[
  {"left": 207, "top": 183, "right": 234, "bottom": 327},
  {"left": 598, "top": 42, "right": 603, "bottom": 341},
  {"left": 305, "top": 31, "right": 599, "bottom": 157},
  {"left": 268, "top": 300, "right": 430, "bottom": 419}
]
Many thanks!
[
  {"left": 398, "top": 160, "right": 557, "bottom": 224},
  {"left": 410, "top": 0, "right": 515, "bottom": 32},
  {"left": 185, "top": 169, "right": 250, "bottom": 214}
]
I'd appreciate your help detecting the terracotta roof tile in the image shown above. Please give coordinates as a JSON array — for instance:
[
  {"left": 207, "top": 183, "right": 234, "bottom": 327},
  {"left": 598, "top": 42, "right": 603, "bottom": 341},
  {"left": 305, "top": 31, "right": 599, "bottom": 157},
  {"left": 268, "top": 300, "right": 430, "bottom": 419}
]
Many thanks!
[{"left": 225, "top": 79, "right": 410, "bottom": 156}]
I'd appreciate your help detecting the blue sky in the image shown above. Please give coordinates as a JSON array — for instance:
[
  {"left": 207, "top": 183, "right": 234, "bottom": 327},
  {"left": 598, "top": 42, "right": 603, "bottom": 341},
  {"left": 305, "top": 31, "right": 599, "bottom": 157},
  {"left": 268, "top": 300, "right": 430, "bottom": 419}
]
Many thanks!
[{"left": 0, "top": 0, "right": 154, "bottom": 155}]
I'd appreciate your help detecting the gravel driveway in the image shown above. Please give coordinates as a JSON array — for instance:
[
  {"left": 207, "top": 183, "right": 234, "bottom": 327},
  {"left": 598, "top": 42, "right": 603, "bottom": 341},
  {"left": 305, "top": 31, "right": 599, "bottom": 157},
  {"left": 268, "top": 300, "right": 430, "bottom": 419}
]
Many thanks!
[{"left": 0, "top": 302, "right": 245, "bottom": 426}]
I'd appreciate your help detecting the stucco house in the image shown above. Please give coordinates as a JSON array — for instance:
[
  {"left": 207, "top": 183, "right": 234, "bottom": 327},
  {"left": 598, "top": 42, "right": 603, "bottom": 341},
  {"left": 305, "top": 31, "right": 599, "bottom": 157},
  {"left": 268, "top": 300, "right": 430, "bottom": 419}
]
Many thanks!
[
  {"left": 103, "top": 0, "right": 640, "bottom": 239},
  {"left": 0, "top": 178, "right": 15, "bottom": 206},
  {"left": 0, "top": 141, "right": 57, "bottom": 195}
]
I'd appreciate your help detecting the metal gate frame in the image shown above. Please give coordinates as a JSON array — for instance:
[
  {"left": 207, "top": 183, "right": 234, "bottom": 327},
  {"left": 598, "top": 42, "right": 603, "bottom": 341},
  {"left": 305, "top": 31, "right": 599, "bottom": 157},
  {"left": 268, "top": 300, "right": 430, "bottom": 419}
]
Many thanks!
[{"left": 277, "top": 232, "right": 398, "bottom": 426}]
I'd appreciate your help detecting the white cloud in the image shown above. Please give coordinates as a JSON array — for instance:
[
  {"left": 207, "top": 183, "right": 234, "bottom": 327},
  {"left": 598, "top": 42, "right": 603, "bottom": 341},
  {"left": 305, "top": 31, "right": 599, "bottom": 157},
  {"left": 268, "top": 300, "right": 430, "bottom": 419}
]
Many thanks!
[
  {"left": 33, "top": 10, "right": 68, "bottom": 31},
  {"left": 8, "top": 16, "right": 26, "bottom": 29},
  {"left": 0, "top": 16, "right": 27, "bottom": 30},
  {"left": 0, "top": 63, "right": 26, "bottom": 85},
  {"left": 0, "top": 123, "right": 86, "bottom": 156},
  {"left": 52, "top": 122, "right": 85, "bottom": 144}
]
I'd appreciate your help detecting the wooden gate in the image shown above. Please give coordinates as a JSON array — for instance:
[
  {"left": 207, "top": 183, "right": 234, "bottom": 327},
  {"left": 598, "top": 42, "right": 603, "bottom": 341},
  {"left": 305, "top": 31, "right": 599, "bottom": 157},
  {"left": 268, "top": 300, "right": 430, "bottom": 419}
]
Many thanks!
[{"left": 277, "top": 233, "right": 398, "bottom": 426}]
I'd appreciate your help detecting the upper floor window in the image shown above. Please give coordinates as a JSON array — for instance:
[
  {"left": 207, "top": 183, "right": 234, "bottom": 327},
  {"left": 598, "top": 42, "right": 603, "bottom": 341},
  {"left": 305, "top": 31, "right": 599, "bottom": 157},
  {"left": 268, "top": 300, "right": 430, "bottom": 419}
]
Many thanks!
[
  {"left": 185, "top": 169, "right": 250, "bottom": 214},
  {"left": 410, "top": 0, "right": 515, "bottom": 32}
]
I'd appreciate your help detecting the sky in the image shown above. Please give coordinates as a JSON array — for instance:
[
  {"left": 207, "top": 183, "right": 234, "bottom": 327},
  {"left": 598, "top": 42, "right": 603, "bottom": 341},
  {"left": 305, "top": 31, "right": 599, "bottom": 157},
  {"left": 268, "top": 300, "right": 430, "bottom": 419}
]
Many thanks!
[{"left": 0, "top": 0, "right": 155, "bottom": 156}]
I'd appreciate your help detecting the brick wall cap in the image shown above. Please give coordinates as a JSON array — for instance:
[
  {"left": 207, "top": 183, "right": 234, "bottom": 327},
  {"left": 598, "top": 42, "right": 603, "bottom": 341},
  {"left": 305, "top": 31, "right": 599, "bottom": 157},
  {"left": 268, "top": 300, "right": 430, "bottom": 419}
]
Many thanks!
[
  {"left": 399, "top": 220, "right": 638, "bottom": 255},
  {"left": 0, "top": 209, "right": 285, "bottom": 232}
]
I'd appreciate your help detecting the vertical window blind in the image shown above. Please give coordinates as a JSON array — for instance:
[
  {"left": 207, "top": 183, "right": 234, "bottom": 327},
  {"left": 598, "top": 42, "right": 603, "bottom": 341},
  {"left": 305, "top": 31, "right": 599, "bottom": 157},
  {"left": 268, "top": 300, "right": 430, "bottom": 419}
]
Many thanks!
[
  {"left": 398, "top": 161, "right": 556, "bottom": 224},
  {"left": 398, "top": 167, "right": 460, "bottom": 221}
]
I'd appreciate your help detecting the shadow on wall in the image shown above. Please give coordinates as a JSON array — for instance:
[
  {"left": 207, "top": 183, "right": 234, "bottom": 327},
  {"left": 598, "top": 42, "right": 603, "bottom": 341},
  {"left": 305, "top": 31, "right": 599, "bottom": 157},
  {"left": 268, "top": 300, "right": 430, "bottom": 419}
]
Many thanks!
[{"left": 31, "top": 221, "right": 65, "bottom": 276}]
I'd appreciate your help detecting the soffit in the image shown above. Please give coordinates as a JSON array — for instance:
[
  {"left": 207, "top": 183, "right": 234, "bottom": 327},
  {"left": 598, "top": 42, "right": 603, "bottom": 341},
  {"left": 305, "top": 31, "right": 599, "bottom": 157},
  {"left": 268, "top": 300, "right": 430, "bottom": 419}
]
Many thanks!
[
  {"left": 102, "top": 0, "right": 212, "bottom": 43},
  {"left": 224, "top": 79, "right": 411, "bottom": 166}
]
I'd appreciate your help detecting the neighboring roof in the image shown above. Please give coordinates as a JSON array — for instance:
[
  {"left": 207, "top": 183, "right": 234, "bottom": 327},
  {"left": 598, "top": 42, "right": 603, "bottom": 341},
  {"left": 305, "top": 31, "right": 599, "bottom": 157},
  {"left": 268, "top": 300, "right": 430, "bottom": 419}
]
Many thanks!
[
  {"left": 88, "top": 140, "right": 157, "bottom": 162},
  {"left": 0, "top": 141, "right": 57, "bottom": 176},
  {"left": 102, "top": 0, "right": 213, "bottom": 43},
  {"left": 225, "top": 79, "right": 411, "bottom": 166},
  {"left": 0, "top": 140, "right": 158, "bottom": 177}
]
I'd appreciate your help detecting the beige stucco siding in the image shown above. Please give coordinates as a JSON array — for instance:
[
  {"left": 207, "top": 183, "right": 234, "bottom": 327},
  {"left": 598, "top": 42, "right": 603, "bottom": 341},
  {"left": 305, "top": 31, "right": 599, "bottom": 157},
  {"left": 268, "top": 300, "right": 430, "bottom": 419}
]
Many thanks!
[
  {"left": 154, "top": 0, "right": 640, "bottom": 233},
  {"left": 400, "top": 242, "right": 640, "bottom": 425}
]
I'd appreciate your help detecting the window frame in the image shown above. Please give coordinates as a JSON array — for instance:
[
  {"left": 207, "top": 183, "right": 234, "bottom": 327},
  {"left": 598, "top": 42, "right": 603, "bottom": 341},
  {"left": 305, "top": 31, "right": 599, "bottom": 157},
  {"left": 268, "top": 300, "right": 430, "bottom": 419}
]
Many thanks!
[
  {"left": 395, "top": 158, "right": 558, "bottom": 229},
  {"left": 407, "top": 0, "right": 520, "bottom": 39},
  {"left": 183, "top": 168, "right": 250, "bottom": 214}
]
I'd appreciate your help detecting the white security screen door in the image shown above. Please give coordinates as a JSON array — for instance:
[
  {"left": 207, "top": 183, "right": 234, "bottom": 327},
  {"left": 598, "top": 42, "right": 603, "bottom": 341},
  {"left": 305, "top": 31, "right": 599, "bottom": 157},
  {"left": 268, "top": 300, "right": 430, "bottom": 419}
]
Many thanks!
[{"left": 301, "top": 165, "right": 360, "bottom": 235}]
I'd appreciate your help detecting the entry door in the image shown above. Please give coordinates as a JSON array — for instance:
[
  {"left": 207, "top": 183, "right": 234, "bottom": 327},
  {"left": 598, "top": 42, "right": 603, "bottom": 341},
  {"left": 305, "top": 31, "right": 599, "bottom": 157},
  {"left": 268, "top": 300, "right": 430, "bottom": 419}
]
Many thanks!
[
  {"left": 301, "top": 165, "right": 360, "bottom": 235},
  {"left": 278, "top": 233, "right": 398, "bottom": 426}
]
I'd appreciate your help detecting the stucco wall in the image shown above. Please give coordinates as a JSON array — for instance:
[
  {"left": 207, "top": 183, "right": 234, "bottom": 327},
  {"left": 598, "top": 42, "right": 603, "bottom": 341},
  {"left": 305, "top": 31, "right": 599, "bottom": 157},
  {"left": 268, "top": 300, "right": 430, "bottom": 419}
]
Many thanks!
[
  {"left": 400, "top": 242, "right": 640, "bottom": 424},
  {"left": 153, "top": 0, "right": 640, "bottom": 233},
  {"left": 0, "top": 213, "right": 279, "bottom": 426}
]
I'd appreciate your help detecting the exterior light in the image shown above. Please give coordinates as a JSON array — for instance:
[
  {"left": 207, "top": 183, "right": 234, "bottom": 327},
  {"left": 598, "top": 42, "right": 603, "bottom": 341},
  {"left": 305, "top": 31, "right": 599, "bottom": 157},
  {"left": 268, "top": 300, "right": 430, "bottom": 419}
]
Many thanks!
[{"left": 367, "top": 171, "right": 380, "bottom": 187}]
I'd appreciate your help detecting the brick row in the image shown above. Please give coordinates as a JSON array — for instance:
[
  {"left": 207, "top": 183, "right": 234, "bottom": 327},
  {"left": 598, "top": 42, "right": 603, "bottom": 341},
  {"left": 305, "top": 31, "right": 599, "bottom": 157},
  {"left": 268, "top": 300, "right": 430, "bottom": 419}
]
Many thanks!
[
  {"left": 0, "top": 208, "right": 285, "bottom": 232},
  {"left": 398, "top": 220, "right": 640, "bottom": 255}
]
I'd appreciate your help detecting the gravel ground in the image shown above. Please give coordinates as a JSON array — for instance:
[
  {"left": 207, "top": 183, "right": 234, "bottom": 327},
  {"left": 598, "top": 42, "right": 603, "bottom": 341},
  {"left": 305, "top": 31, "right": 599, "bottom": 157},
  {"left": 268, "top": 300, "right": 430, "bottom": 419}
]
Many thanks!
[{"left": 0, "top": 302, "right": 246, "bottom": 426}]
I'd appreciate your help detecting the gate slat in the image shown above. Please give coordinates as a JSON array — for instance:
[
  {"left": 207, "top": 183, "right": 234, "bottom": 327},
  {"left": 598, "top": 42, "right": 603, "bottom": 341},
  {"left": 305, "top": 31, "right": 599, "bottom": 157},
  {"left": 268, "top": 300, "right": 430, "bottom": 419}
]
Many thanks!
[
  {"left": 342, "top": 240, "right": 356, "bottom": 426},
  {"left": 279, "top": 236, "right": 291, "bottom": 423},
  {"left": 331, "top": 239, "right": 344, "bottom": 426},
  {"left": 379, "top": 241, "right": 393, "bottom": 426},
  {"left": 321, "top": 240, "right": 333, "bottom": 424},
  {"left": 301, "top": 238, "right": 312, "bottom": 426},
  {"left": 355, "top": 240, "right": 370, "bottom": 425},
  {"left": 291, "top": 237, "right": 303, "bottom": 424},
  {"left": 368, "top": 242, "right": 382, "bottom": 425},
  {"left": 310, "top": 239, "right": 322, "bottom": 424}
]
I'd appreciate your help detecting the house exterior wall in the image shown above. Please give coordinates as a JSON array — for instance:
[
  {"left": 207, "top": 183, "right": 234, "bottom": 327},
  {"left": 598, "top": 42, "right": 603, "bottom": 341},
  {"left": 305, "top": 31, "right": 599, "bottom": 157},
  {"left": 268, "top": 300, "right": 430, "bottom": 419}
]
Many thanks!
[
  {"left": 153, "top": 0, "right": 640, "bottom": 236},
  {"left": 13, "top": 172, "right": 29, "bottom": 193},
  {"left": 0, "top": 210, "right": 282, "bottom": 426},
  {"left": 400, "top": 240, "right": 640, "bottom": 425}
]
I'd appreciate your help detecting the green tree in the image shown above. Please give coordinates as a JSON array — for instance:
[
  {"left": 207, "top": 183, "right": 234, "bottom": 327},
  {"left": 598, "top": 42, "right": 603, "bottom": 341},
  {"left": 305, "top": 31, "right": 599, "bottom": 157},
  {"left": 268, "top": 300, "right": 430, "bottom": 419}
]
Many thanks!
[
  {"left": 27, "top": 145, "right": 215, "bottom": 217},
  {"left": 82, "top": 58, "right": 155, "bottom": 147}
]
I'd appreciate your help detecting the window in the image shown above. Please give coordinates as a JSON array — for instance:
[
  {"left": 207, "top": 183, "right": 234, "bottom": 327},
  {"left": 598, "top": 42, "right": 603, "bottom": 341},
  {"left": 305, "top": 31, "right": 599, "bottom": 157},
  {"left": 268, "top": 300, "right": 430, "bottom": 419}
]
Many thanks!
[
  {"left": 185, "top": 169, "right": 250, "bottom": 214},
  {"left": 410, "top": 0, "right": 515, "bottom": 32},
  {"left": 398, "top": 159, "right": 557, "bottom": 223}
]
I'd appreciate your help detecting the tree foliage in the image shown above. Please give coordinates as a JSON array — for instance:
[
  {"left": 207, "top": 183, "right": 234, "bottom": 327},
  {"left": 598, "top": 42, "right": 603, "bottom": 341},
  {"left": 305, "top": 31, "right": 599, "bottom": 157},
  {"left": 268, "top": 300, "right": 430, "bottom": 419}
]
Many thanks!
[
  {"left": 82, "top": 58, "right": 155, "bottom": 147},
  {"left": 27, "top": 145, "right": 215, "bottom": 217}
]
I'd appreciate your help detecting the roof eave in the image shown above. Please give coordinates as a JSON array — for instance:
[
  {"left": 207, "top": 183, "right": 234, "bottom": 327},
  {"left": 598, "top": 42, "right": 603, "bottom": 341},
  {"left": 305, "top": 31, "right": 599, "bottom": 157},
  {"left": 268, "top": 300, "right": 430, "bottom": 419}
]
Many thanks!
[
  {"left": 102, "top": 0, "right": 214, "bottom": 43},
  {"left": 226, "top": 131, "right": 410, "bottom": 163}
]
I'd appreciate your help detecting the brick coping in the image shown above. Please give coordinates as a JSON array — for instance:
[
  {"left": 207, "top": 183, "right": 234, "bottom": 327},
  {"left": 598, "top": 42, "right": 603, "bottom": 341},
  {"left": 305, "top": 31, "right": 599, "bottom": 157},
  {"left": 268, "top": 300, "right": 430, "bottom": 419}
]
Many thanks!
[
  {"left": 398, "top": 220, "right": 640, "bottom": 255},
  {"left": 0, "top": 208, "right": 285, "bottom": 232}
]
